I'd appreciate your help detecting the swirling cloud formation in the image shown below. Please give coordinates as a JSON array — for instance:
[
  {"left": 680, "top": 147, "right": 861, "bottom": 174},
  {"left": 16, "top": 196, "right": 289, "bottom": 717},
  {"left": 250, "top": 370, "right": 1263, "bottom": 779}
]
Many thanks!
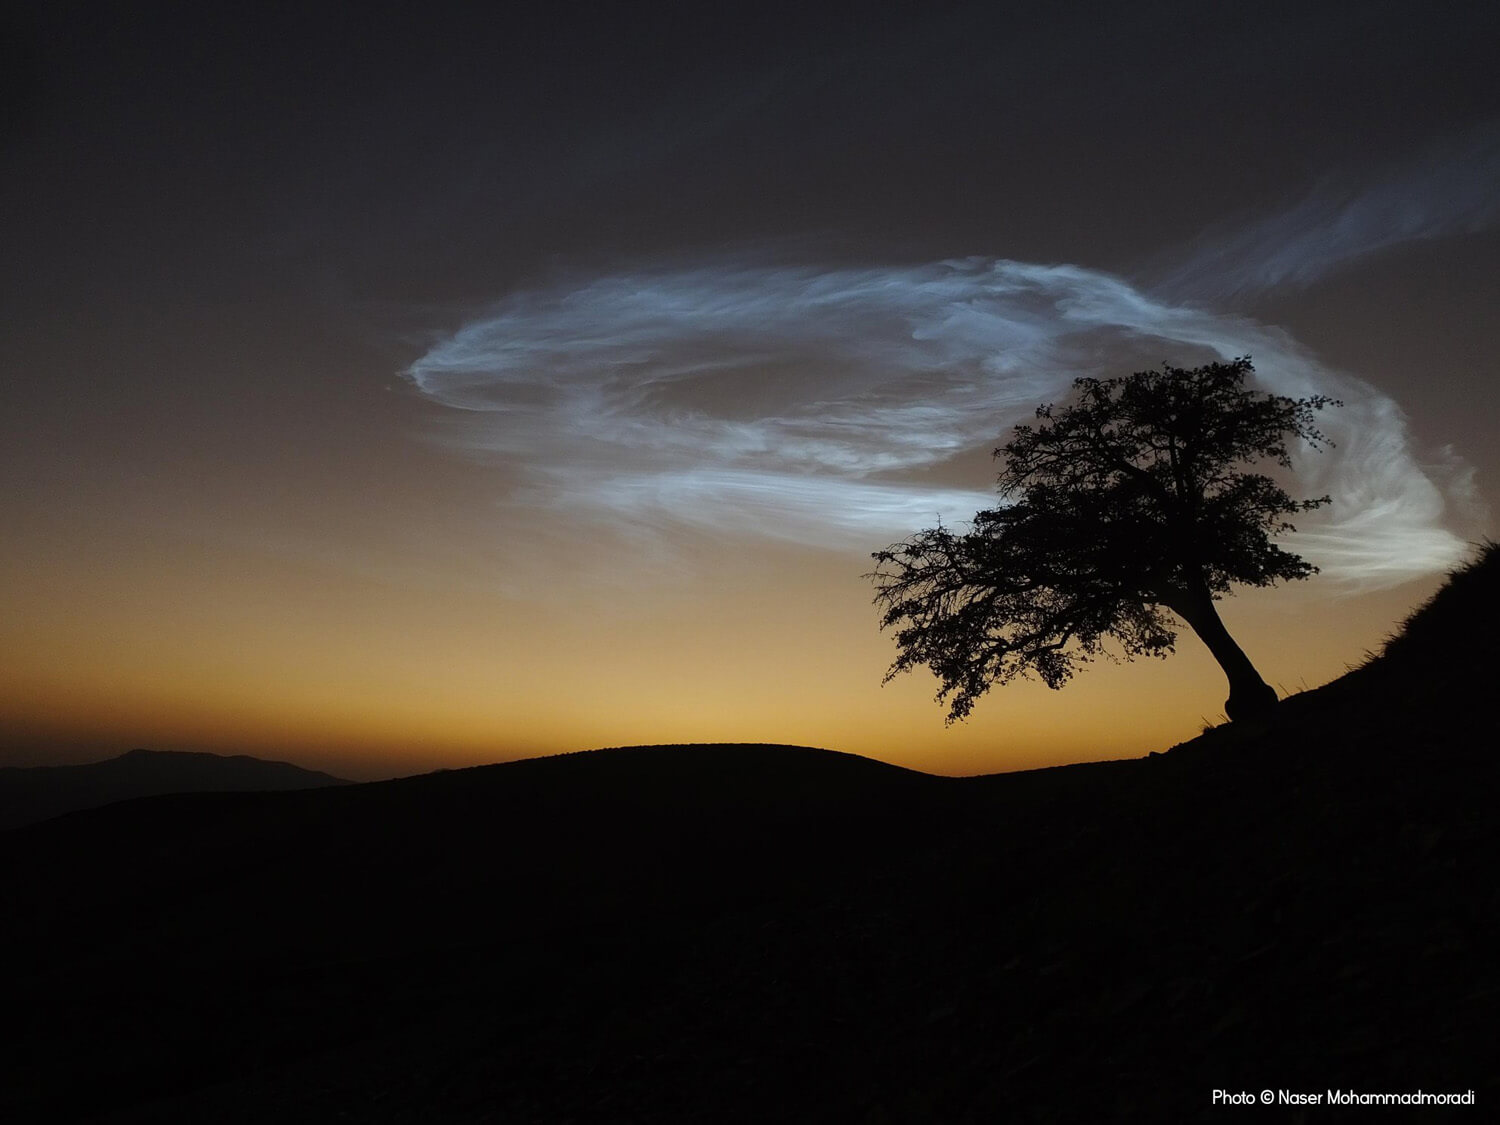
[{"left": 407, "top": 256, "right": 1476, "bottom": 589}]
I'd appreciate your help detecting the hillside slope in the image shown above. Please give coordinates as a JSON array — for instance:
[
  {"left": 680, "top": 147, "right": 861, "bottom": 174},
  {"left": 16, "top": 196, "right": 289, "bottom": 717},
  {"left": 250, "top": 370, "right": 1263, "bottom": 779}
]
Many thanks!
[
  {"left": 0, "top": 748, "right": 348, "bottom": 829},
  {"left": 2, "top": 550, "right": 1495, "bottom": 1122}
]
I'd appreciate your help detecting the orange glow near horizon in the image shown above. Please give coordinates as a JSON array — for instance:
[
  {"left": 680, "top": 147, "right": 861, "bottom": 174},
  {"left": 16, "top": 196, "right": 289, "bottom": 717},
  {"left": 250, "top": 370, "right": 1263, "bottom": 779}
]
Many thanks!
[
  {"left": 0, "top": 503, "right": 1450, "bottom": 781},
  {"left": 4, "top": 0, "right": 1497, "bottom": 797}
]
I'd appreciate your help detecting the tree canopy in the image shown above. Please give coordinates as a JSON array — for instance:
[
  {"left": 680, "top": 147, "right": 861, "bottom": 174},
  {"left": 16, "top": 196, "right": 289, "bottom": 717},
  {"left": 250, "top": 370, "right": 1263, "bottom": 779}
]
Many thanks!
[{"left": 870, "top": 358, "right": 1338, "bottom": 722}]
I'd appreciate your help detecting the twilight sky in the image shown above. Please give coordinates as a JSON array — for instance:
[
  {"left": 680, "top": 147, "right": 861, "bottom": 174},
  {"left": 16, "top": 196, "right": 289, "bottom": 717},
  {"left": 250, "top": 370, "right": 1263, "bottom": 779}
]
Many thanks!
[{"left": 3, "top": 1, "right": 1497, "bottom": 779}]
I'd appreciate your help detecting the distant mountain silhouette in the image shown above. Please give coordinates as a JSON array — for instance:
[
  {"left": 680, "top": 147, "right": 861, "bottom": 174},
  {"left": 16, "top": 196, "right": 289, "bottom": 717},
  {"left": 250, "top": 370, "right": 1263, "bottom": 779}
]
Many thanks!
[
  {"left": 0, "top": 748, "right": 348, "bottom": 829},
  {"left": 1, "top": 545, "right": 1494, "bottom": 1122}
]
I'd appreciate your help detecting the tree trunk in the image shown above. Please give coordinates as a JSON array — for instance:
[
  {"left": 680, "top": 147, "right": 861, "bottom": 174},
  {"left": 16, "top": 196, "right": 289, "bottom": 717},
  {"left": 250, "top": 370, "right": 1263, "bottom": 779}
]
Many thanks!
[{"left": 1160, "top": 582, "right": 1278, "bottom": 722}]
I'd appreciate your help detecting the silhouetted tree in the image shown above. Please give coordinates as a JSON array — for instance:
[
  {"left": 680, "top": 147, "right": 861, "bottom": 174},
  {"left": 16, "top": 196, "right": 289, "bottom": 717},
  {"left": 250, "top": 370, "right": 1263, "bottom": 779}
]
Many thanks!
[{"left": 871, "top": 358, "right": 1338, "bottom": 723}]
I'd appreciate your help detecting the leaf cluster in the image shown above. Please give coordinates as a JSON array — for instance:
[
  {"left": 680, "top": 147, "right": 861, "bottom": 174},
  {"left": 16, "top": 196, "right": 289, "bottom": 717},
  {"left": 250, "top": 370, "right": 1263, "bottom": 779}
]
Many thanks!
[{"left": 870, "top": 358, "right": 1338, "bottom": 722}]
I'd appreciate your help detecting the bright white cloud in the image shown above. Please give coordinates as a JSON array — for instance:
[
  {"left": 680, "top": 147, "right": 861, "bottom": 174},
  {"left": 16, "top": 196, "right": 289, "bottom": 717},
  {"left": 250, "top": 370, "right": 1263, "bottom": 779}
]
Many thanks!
[{"left": 405, "top": 253, "right": 1477, "bottom": 589}]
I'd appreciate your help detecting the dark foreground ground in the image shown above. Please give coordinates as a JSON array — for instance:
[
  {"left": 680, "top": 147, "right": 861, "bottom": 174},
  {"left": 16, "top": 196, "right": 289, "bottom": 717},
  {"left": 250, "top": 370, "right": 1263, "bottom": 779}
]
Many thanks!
[{"left": 4, "top": 551, "right": 1497, "bottom": 1122}]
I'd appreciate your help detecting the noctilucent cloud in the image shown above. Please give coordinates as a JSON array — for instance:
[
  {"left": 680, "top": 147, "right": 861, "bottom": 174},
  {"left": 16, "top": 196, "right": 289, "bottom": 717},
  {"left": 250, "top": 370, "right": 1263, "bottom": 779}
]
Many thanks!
[
  {"left": 1158, "top": 122, "right": 1500, "bottom": 300},
  {"left": 406, "top": 153, "right": 1490, "bottom": 591}
]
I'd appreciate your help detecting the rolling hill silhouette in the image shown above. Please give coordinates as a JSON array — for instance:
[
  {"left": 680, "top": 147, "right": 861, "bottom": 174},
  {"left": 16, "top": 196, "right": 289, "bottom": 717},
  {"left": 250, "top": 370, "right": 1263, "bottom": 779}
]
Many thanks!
[
  {"left": 2, "top": 546, "right": 1495, "bottom": 1122},
  {"left": 0, "top": 748, "right": 348, "bottom": 830}
]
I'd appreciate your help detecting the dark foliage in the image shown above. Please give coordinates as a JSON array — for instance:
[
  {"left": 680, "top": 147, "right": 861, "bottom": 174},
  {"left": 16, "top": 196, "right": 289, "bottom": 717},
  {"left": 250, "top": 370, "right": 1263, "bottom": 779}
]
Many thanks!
[{"left": 872, "top": 358, "right": 1337, "bottom": 721}]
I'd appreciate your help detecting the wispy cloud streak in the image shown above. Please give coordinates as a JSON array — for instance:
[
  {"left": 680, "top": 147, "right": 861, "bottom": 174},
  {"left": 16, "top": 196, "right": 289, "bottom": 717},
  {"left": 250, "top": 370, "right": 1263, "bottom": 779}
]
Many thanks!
[
  {"left": 1159, "top": 121, "right": 1500, "bottom": 301},
  {"left": 406, "top": 253, "right": 1477, "bottom": 589}
]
